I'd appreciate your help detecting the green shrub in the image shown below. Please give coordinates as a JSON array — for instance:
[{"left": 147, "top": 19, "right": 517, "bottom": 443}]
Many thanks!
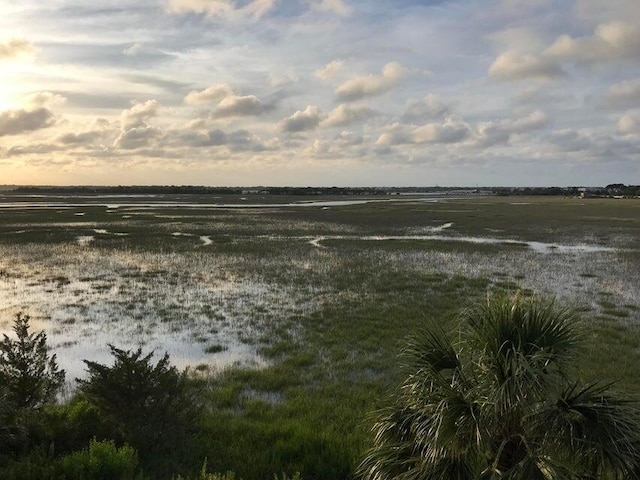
[
  {"left": 58, "top": 439, "right": 138, "bottom": 480},
  {"left": 25, "top": 398, "right": 118, "bottom": 459},
  {"left": 0, "top": 449, "right": 56, "bottom": 480},
  {"left": 77, "top": 345, "right": 200, "bottom": 476}
]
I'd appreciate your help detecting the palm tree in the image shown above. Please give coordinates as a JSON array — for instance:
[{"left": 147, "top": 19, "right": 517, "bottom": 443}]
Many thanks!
[{"left": 359, "top": 295, "right": 640, "bottom": 480}]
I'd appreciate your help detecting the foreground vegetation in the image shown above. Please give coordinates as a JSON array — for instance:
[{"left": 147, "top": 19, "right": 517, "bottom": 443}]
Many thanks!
[
  {"left": 360, "top": 296, "right": 640, "bottom": 479},
  {"left": 0, "top": 195, "right": 639, "bottom": 478},
  {"left": 3, "top": 295, "right": 640, "bottom": 480}
]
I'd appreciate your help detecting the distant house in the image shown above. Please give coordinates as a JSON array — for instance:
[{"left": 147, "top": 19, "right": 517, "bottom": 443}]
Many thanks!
[{"left": 241, "top": 189, "right": 268, "bottom": 195}]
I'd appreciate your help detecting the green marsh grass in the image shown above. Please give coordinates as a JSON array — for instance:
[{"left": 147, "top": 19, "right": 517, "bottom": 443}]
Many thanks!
[{"left": 0, "top": 194, "right": 639, "bottom": 478}]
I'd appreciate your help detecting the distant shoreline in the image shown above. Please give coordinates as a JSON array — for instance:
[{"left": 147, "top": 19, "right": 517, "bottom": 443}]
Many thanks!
[{"left": 1, "top": 184, "right": 638, "bottom": 198}]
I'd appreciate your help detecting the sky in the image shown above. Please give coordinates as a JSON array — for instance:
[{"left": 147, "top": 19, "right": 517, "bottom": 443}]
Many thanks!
[{"left": 0, "top": 0, "right": 639, "bottom": 187}]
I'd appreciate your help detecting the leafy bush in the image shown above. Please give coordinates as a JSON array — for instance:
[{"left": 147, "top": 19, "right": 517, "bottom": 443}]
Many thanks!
[
  {"left": 77, "top": 345, "right": 200, "bottom": 475},
  {"left": 0, "top": 449, "right": 56, "bottom": 480},
  {"left": 22, "top": 398, "right": 116, "bottom": 460},
  {"left": 58, "top": 439, "right": 138, "bottom": 480}
]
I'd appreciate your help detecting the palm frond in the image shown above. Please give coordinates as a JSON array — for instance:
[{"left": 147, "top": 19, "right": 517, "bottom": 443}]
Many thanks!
[
  {"left": 465, "top": 295, "right": 579, "bottom": 415},
  {"left": 403, "top": 325, "right": 460, "bottom": 376},
  {"left": 465, "top": 295, "right": 578, "bottom": 364},
  {"left": 532, "top": 382, "right": 640, "bottom": 478}
]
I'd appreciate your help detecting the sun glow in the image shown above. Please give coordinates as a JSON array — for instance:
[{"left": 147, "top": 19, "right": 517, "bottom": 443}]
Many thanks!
[
  {"left": 0, "top": 92, "right": 18, "bottom": 111},
  {"left": 0, "top": 66, "right": 22, "bottom": 111}
]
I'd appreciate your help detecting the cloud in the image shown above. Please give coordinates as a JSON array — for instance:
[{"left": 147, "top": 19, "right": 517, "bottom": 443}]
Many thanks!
[
  {"left": 223, "top": 129, "right": 266, "bottom": 151},
  {"left": 315, "top": 59, "right": 345, "bottom": 81},
  {"left": 121, "top": 74, "right": 191, "bottom": 93},
  {"left": 184, "top": 84, "right": 234, "bottom": 105},
  {"left": 472, "top": 122, "right": 512, "bottom": 148},
  {"left": 544, "top": 128, "right": 638, "bottom": 160},
  {"left": 25, "top": 92, "right": 67, "bottom": 109},
  {"left": 279, "top": 105, "right": 324, "bottom": 132},
  {"left": 375, "top": 123, "right": 414, "bottom": 146},
  {"left": 0, "top": 38, "right": 36, "bottom": 60},
  {"left": 167, "top": 0, "right": 277, "bottom": 20},
  {"left": 114, "top": 100, "right": 163, "bottom": 149},
  {"left": 618, "top": 113, "right": 640, "bottom": 135},
  {"left": 334, "top": 131, "right": 363, "bottom": 146},
  {"left": 0, "top": 108, "right": 56, "bottom": 137},
  {"left": 5, "top": 143, "right": 64, "bottom": 157},
  {"left": 601, "top": 78, "right": 640, "bottom": 109},
  {"left": 376, "top": 118, "right": 471, "bottom": 146},
  {"left": 122, "top": 43, "right": 148, "bottom": 56},
  {"left": 546, "top": 21, "right": 640, "bottom": 64},
  {"left": 509, "top": 110, "right": 548, "bottom": 133},
  {"left": 470, "top": 110, "right": 548, "bottom": 148},
  {"left": 56, "top": 120, "right": 113, "bottom": 147},
  {"left": 206, "top": 129, "right": 231, "bottom": 146},
  {"left": 321, "top": 103, "right": 377, "bottom": 127},
  {"left": 5, "top": 0, "right": 639, "bottom": 185},
  {"left": 513, "top": 87, "right": 577, "bottom": 107},
  {"left": 489, "top": 52, "right": 566, "bottom": 81},
  {"left": 402, "top": 94, "right": 451, "bottom": 122},
  {"left": 501, "top": 0, "right": 551, "bottom": 12},
  {"left": 114, "top": 125, "right": 163, "bottom": 150},
  {"left": 176, "top": 128, "right": 266, "bottom": 151},
  {"left": 310, "top": 0, "right": 352, "bottom": 16},
  {"left": 211, "top": 95, "right": 269, "bottom": 118},
  {"left": 268, "top": 70, "right": 299, "bottom": 88},
  {"left": 185, "top": 118, "right": 209, "bottom": 130},
  {"left": 169, "top": 129, "right": 225, "bottom": 147},
  {"left": 233, "top": 0, "right": 276, "bottom": 18},
  {"left": 488, "top": 27, "right": 546, "bottom": 53},
  {"left": 574, "top": 0, "right": 640, "bottom": 24},
  {"left": 52, "top": 91, "right": 132, "bottom": 110},
  {"left": 57, "top": 131, "right": 106, "bottom": 145},
  {"left": 548, "top": 128, "right": 593, "bottom": 152},
  {"left": 335, "top": 62, "right": 407, "bottom": 101},
  {"left": 120, "top": 100, "right": 161, "bottom": 129},
  {"left": 376, "top": 110, "right": 547, "bottom": 149},
  {"left": 412, "top": 119, "right": 471, "bottom": 144},
  {"left": 122, "top": 43, "right": 173, "bottom": 61}
]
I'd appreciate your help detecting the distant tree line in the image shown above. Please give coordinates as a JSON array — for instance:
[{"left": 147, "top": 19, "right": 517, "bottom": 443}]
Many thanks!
[
  {"left": 10, "top": 185, "right": 461, "bottom": 196},
  {"left": 493, "top": 184, "right": 640, "bottom": 197},
  {"left": 603, "top": 183, "right": 640, "bottom": 197},
  {"left": 8, "top": 184, "right": 640, "bottom": 197},
  {"left": 12, "top": 185, "right": 246, "bottom": 195}
]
